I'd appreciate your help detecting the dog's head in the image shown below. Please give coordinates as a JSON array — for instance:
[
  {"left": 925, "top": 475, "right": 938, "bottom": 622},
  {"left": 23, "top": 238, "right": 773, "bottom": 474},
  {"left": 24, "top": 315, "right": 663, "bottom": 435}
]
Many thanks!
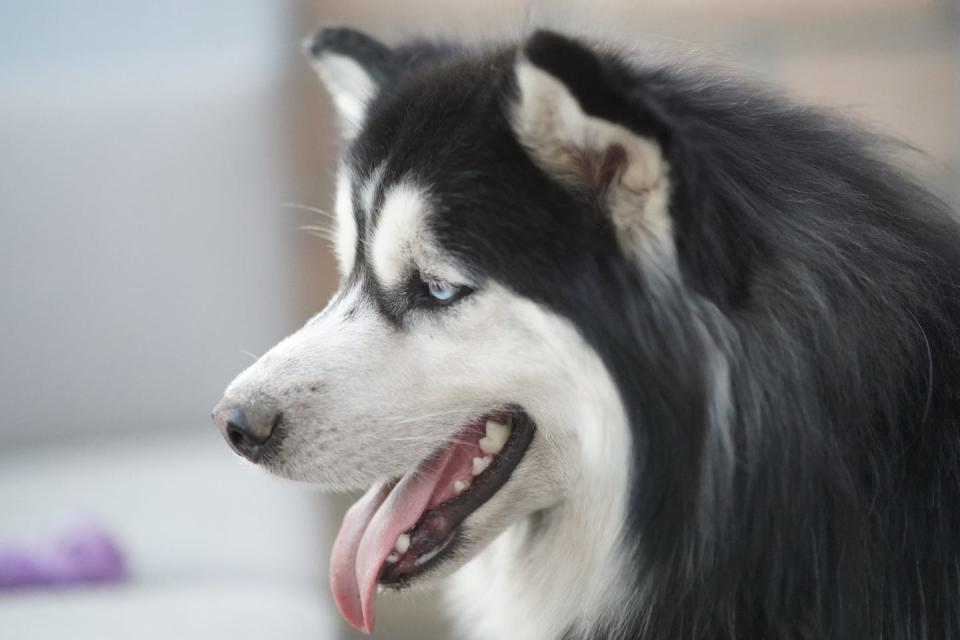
[{"left": 213, "top": 28, "right": 685, "bottom": 633}]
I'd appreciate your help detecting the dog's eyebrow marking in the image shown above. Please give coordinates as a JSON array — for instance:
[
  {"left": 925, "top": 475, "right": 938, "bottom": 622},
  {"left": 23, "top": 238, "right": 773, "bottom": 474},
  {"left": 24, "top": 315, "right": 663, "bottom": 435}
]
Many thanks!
[{"left": 371, "top": 181, "right": 429, "bottom": 289}]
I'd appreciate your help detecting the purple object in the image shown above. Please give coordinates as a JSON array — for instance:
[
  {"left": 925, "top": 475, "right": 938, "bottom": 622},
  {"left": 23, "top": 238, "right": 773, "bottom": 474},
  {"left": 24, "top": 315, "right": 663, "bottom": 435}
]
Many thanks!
[{"left": 0, "top": 527, "right": 126, "bottom": 590}]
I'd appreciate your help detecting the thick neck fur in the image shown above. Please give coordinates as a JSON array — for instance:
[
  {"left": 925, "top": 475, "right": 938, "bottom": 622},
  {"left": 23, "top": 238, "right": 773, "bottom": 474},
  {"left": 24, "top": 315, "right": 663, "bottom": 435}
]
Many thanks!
[
  {"left": 451, "top": 248, "right": 960, "bottom": 640},
  {"left": 449, "top": 452, "right": 633, "bottom": 640}
]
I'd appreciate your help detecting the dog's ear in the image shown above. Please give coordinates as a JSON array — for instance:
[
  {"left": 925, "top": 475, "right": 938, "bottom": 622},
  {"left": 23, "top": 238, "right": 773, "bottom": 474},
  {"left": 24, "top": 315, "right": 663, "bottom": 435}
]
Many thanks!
[
  {"left": 306, "top": 27, "right": 394, "bottom": 140},
  {"left": 510, "top": 31, "right": 674, "bottom": 264}
]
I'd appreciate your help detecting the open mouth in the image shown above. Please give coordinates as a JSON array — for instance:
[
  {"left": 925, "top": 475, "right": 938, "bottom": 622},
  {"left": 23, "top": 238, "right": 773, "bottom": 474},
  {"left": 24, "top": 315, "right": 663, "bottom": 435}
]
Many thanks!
[{"left": 329, "top": 407, "right": 535, "bottom": 633}]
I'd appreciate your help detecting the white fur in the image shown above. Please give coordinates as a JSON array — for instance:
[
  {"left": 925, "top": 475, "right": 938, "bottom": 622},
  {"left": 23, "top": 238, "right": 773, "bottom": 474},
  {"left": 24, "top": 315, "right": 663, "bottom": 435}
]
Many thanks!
[
  {"left": 371, "top": 181, "right": 430, "bottom": 288},
  {"left": 310, "top": 53, "right": 377, "bottom": 139},
  {"left": 513, "top": 60, "right": 676, "bottom": 272},
  {"left": 332, "top": 166, "right": 358, "bottom": 273}
]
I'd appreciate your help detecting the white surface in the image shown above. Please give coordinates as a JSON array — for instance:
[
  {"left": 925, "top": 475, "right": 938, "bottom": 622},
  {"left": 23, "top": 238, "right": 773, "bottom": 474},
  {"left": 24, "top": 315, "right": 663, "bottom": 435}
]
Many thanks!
[
  {"left": 0, "top": 428, "right": 342, "bottom": 639},
  {"left": 1, "top": 581, "right": 331, "bottom": 640}
]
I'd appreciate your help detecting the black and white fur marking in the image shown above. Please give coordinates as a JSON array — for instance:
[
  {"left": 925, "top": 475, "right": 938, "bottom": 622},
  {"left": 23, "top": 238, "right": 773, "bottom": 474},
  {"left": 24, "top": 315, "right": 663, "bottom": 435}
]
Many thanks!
[{"left": 217, "top": 27, "right": 960, "bottom": 640}]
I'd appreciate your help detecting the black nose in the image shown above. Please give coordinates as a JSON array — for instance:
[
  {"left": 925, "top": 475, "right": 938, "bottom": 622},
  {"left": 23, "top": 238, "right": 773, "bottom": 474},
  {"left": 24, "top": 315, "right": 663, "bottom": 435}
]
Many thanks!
[{"left": 212, "top": 404, "right": 280, "bottom": 462}]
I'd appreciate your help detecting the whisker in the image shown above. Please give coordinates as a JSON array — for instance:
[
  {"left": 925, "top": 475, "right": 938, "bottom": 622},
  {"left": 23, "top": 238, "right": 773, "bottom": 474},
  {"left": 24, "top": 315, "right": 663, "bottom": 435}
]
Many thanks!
[
  {"left": 299, "top": 222, "right": 335, "bottom": 234},
  {"left": 283, "top": 202, "right": 335, "bottom": 219},
  {"left": 240, "top": 350, "right": 260, "bottom": 361},
  {"left": 299, "top": 224, "right": 337, "bottom": 242}
]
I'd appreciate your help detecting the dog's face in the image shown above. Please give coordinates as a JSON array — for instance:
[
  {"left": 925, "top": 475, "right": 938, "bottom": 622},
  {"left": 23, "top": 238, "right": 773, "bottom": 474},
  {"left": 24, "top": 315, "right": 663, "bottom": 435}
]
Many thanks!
[{"left": 214, "top": 30, "right": 675, "bottom": 633}]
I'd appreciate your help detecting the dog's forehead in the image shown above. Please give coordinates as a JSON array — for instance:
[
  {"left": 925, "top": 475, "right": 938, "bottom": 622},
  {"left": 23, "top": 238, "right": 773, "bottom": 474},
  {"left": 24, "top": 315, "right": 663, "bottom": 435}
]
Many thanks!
[
  {"left": 340, "top": 96, "right": 496, "bottom": 285},
  {"left": 332, "top": 51, "right": 605, "bottom": 291},
  {"left": 347, "top": 51, "right": 514, "bottom": 196}
]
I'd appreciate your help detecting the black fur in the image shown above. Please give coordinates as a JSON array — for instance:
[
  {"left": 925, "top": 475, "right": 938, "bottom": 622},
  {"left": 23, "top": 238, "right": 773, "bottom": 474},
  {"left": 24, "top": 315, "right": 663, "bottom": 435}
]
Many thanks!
[{"left": 313, "top": 28, "right": 960, "bottom": 640}]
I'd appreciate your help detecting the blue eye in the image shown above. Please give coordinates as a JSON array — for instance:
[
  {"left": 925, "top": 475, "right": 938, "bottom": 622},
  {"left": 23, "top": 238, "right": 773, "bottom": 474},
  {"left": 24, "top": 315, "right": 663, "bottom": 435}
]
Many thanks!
[{"left": 427, "top": 278, "right": 460, "bottom": 302}]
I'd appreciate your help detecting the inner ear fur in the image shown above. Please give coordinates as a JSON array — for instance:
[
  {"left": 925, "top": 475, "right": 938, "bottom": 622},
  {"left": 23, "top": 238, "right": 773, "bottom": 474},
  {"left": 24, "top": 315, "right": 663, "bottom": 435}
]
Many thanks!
[{"left": 511, "top": 31, "right": 675, "bottom": 265}]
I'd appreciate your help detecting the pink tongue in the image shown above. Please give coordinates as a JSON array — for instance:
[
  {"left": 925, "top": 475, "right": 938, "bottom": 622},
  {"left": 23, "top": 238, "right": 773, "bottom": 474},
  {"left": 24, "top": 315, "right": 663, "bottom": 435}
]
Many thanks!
[
  {"left": 329, "top": 482, "right": 392, "bottom": 633},
  {"left": 329, "top": 446, "right": 457, "bottom": 634}
]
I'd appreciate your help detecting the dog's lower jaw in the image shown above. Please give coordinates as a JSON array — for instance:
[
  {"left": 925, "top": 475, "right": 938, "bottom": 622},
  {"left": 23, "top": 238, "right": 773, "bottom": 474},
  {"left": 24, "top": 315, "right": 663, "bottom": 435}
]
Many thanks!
[{"left": 447, "top": 490, "right": 633, "bottom": 640}]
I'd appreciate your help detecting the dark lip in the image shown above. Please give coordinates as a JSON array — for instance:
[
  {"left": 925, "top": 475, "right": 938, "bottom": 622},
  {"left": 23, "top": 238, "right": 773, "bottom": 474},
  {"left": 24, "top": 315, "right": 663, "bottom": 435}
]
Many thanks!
[{"left": 378, "top": 407, "right": 536, "bottom": 586}]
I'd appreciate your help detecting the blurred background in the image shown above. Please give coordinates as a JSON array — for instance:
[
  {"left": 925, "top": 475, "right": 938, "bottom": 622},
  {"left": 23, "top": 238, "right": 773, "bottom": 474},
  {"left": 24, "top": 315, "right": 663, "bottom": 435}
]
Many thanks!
[{"left": 0, "top": 1, "right": 957, "bottom": 638}]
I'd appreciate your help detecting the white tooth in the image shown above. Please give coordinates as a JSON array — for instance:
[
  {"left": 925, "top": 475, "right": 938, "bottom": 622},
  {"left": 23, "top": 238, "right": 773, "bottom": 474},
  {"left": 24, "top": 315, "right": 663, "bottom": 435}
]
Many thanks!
[
  {"left": 377, "top": 585, "right": 385, "bottom": 594},
  {"left": 472, "top": 456, "right": 492, "bottom": 476},
  {"left": 479, "top": 436, "right": 503, "bottom": 455},
  {"left": 485, "top": 420, "right": 511, "bottom": 446},
  {"left": 453, "top": 479, "right": 468, "bottom": 494},
  {"left": 395, "top": 533, "right": 411, "bottom": 554},
  {"left": 385, "top": 552, "right": 399, "bottom": 563}
]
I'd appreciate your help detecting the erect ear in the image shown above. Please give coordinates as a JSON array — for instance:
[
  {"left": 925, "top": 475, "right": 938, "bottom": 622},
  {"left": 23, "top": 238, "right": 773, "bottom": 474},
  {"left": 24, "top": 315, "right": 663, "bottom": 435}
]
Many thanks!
[
  {"left": 305, "top": 27, "right": 394, "bottom": 140},
  {"left": 511, "top": 31, "right": 675, "bottom": 265}
]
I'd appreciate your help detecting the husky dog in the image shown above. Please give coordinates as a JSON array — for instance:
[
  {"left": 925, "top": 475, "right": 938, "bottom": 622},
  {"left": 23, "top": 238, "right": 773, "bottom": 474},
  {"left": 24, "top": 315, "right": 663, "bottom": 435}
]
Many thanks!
[{"left": 212, "top": 28, "right": 960, "bottom": 640}]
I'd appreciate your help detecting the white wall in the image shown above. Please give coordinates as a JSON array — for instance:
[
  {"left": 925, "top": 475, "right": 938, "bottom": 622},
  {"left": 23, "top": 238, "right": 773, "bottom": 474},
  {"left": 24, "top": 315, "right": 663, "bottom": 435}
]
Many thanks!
[{"left": 0, "top": 1, "right": 306, "bottom": 444}]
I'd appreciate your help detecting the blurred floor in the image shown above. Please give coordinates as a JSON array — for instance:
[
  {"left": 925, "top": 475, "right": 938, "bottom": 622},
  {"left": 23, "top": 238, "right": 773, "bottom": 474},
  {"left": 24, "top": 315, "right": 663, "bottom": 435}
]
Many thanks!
[{"left": 0, "top": 428, "right": 337, "bottom": 639}]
